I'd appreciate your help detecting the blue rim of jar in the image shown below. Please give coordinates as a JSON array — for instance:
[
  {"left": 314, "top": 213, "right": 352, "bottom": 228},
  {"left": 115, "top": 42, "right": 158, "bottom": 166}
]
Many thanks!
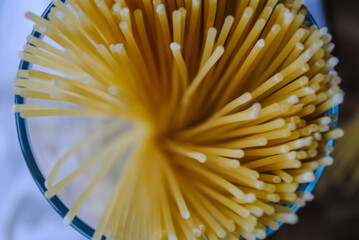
[{"left": 14, "top": 2, "right": 338, "bottom": 240}]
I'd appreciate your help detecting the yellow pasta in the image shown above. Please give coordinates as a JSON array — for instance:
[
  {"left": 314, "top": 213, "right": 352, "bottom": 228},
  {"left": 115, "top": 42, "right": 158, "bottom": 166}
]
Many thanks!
[{"left": 14, "top": 0, "right": 344, "bottom": 239}]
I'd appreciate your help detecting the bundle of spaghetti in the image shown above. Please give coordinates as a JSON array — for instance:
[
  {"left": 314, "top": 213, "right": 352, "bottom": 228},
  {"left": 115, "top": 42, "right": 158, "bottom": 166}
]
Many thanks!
[{"left": 13, "top": 0, "right": 345, "bottom": 239}]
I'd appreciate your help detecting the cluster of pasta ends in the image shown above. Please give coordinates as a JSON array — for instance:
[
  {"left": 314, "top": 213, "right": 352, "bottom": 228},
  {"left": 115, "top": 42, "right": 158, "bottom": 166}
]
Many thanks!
[{"left": 14, "top": 0, "right": 344, "bottom": 239}]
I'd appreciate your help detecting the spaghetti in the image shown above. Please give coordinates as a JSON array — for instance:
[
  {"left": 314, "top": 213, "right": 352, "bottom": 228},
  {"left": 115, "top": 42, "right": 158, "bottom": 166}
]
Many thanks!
[{"left": 14, "top": 0, "right": 344, "bottom": 239}]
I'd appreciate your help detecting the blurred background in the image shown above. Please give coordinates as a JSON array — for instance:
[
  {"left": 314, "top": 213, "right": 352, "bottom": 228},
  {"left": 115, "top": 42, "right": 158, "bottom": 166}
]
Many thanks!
[{"left": 0, "top": 0, "right": 358, "bottom": 240}]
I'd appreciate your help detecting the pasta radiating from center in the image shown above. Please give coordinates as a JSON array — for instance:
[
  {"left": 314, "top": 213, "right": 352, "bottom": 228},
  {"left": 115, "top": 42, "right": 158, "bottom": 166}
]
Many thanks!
[{"left": 14, "top": 0, "right": 344, "bottom": 239}]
